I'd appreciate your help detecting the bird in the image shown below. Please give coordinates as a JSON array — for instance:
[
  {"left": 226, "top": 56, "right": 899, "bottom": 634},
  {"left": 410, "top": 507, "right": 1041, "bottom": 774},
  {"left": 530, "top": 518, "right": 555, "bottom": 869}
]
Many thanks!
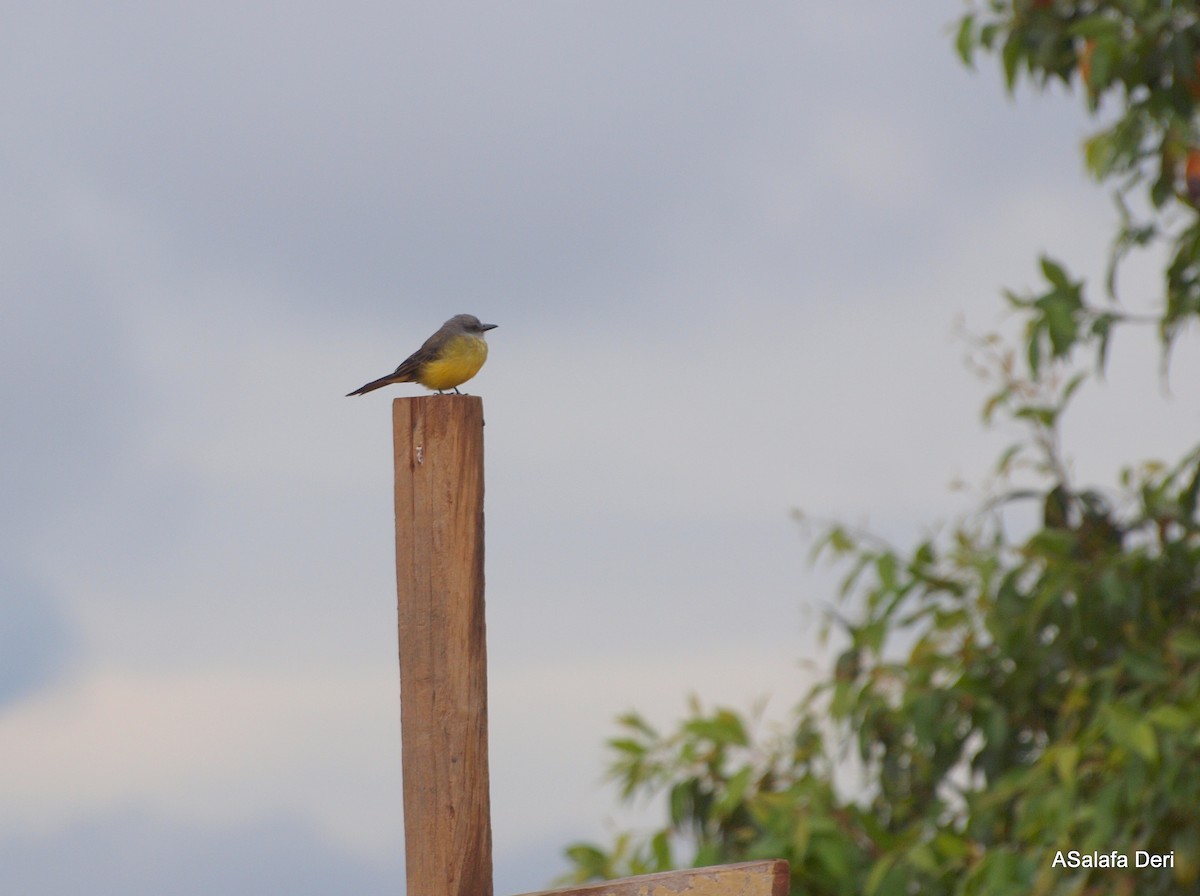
[{"left": 346, "top": 314, "right": 498, "bottom": 396}]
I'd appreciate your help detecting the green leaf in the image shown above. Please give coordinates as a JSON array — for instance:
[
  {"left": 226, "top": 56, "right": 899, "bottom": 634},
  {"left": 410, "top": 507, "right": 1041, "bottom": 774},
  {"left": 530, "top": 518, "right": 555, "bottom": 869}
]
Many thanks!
[
  {"left": 1051, "top": 743, "right": 1080, "bottom": 785},
  {"left": 693, "top": 841, "right": 724, "bottom": 868},
  {"left": 1039, "top": 256, "right": 1072, "bottom": 290},
  {"left": 978, "top": 22, "right": 999, "bottom": 51},
  {"left": 1086, "top": 36, "right": 1118, "bottom": 91},
  {"left": 1092, "top": 311, "right": 1115, "bottom": 373},
  {"left": 1103, "top": 704, "right": 1159, "bottom": 764},
  {"left": 1146, "top": 705, "right": 1191, "bottom": 732},
  {"left": 1180, "top": 458, "right": 1200, "bottom": 520},
  {"left": 1121, "top": 649, "right": 1170, "bottom": 685},
  {"left": 669, "top": 779, "right": 698, "bottom": 827},
  {"left": 1026, "top": 323, "right": 1042, "bottom": 374},
  {"left": 683, "top": 708, "right": 749, "bottom": 746},
  {"left": 1068, "top": 15, "right": 1123, "bottom": 41},
  {"left": 994, "top": 441, "right": 1023, "bottom": 474},
  {"left": 608, "top": 738, "right": 646, "bottom": 757},
  {"left": 1060, "top": 371, "right": 1087, "bottom": 406},
  {"left": 1170, "top": 826, "right": 1200, "bottom": 886},
  {"left": 1034, "top": 280, "right": 1082, "bottom": 358},
  {"left": 616, "top": 712, "right": 658, "bottom": 739},
  {"left": 1170, "top": 630, "right": 1200, "bottom": 660},
  {"left": 713, "top": 765, "right": 753, "bottom": 818},
  {"left": 1014, "top": 405, "right": 1056, "bottom": 428},
  {"left": 1083, "top": 131, "right": 1118, "bottom": 179},
  {"left": 649, "top": 829, "right": 672, "bottom": 870},
  {"left": 563, "top": 842, "right": 613, "bottom": 880},
  {"left": 811, "top": 836, "right": 856, "bottom": 883},
  {"left": 955, "top": 15, "right": 976, "bottom": 67},
  {"left": 863, "top": 854, "right": 897, "bottom": 896},
  {"left": 1001, "top": 31, "right": 1022, "bottom": 91}
]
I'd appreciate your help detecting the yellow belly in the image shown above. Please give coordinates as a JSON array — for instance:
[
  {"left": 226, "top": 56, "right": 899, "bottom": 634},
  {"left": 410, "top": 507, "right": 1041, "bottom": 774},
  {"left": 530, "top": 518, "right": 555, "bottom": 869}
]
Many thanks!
[{"left": 418, "top": 335, "right": 489, "bottom": 390}]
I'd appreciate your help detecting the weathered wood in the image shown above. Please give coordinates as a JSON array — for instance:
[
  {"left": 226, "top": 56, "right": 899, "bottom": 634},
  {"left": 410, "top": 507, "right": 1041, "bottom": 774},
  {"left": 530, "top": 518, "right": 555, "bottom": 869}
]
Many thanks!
[
  {"left": 516, "top": 860, "right": 790, "bottom": 896},
  {"left": 393, "top": 395, "right": 492, "bottom": 896}
]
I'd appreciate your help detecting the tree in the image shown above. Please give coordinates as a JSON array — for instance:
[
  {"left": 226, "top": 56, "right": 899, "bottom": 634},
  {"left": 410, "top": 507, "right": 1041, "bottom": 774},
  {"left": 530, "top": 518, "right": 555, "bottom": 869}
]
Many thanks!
[{"left": 561, "top": 3, "right": 1200, "bottom": 894}]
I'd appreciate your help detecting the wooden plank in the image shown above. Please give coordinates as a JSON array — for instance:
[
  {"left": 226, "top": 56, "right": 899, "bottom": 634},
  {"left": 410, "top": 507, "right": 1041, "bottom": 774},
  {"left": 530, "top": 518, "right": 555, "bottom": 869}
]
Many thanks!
[
  {"left": 393, "top": 395, "right": 492, "bottom": 896},
  {"left": 515, "top": 860, "right": 790, "bottom": 896}
]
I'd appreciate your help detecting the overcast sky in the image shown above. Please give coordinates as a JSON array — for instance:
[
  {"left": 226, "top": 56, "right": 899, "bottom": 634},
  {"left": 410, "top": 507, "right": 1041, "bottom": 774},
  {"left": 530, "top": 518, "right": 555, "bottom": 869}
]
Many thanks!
[{"left": 4, "top": 3, "right": 1200, "bottom": 895}]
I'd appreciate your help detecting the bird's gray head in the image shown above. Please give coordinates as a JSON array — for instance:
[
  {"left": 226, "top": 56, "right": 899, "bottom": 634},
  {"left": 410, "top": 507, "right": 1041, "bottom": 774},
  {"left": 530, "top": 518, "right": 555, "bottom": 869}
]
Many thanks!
[{"left": 449, "top": 314, "right": 498, "bottom": 334}]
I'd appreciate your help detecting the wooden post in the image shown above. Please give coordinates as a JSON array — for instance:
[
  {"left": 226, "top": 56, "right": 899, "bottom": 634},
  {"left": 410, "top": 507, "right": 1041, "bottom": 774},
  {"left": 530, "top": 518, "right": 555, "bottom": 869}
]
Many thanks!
[
  {"left": 393, "top": 395, "right": 492, "bottom": 896},
  {"left": 515, "top": 861, "right": 791, "bottom": 896}
]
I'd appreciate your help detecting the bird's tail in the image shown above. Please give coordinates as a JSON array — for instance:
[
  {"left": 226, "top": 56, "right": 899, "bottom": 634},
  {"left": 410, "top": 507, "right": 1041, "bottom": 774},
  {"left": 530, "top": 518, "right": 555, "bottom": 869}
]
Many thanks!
[{"left": 345, "top": 373, "right": 409, "bottom": 396}]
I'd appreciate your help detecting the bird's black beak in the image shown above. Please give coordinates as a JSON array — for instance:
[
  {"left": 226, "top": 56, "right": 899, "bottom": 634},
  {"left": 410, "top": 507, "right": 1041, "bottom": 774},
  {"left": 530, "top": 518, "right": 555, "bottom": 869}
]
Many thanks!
[{"left": 482, "top": 323, "right": 498, "bottom": 331}]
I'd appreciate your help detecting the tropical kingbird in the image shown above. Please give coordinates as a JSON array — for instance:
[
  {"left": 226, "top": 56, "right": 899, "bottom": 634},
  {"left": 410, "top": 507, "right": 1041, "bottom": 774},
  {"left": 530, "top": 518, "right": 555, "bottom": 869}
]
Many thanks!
[{"left": 346, "top": 314, "right": 498, "bottom": 396}]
